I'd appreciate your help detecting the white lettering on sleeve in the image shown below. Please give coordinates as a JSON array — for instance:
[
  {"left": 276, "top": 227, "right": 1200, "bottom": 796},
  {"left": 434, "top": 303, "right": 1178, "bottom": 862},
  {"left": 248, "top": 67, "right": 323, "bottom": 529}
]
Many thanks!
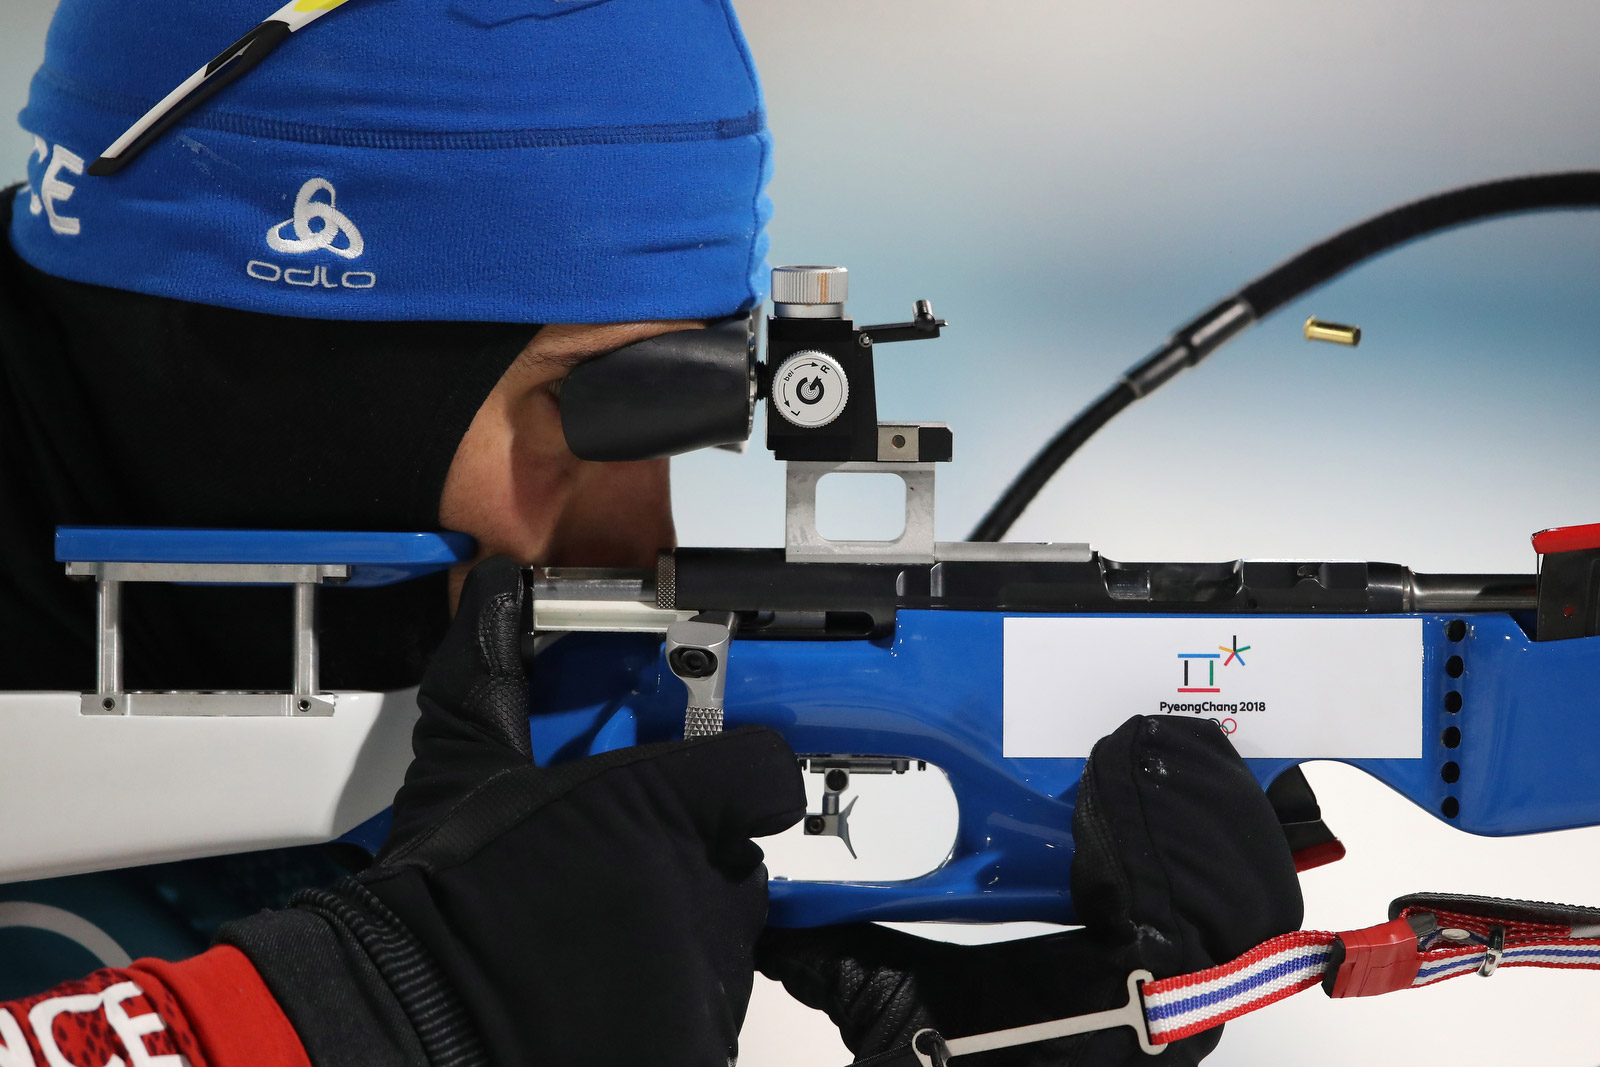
[
  {"left": 0, "top": 1008, "right": 37, "bottom": 1067},
  {"left": 28, "top": 994, "right": 111, "bottom": 1067},
  {"left": 102, "top": 983, "right": 185, "bottom": 1067}
]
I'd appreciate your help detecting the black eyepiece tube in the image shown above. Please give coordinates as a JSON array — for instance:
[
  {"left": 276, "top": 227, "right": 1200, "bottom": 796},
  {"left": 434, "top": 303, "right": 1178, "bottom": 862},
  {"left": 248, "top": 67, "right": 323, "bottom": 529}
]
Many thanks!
[{"left": 560, "top": 315, "right": 756, "bottom": 461}]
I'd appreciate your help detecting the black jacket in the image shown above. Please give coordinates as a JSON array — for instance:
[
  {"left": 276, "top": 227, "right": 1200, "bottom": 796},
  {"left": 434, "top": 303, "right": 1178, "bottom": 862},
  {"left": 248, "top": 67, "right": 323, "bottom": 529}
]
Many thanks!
[{"left": 0, "top": 188, "right": 534, "bottom": 691}]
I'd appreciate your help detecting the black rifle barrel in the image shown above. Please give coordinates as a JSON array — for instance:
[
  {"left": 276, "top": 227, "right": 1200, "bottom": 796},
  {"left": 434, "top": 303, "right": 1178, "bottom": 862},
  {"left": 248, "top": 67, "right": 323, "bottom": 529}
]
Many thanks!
[
  {"left": 526, "top": 560, "right": 1540, "bottom": 640},
  {"left": 1409, "top": 573, "right": 1537, "bottom": 612}
]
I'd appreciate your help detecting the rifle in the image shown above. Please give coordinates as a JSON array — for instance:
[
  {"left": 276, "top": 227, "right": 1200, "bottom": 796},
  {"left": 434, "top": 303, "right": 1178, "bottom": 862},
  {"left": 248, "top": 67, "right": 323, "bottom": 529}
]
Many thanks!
[{"left": 524, "top": 181, "right": 1600, "bottom": 925}]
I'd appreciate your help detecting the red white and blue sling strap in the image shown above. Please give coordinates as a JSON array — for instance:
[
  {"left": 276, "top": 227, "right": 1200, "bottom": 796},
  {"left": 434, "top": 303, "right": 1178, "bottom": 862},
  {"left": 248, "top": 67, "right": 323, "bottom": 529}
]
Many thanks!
[
  {"left": 898, "top": 893, "right": 1600, "bottom": 1065},
  {"left": 1143, "top": 891, "right": 1600, "bottom": 1046}
]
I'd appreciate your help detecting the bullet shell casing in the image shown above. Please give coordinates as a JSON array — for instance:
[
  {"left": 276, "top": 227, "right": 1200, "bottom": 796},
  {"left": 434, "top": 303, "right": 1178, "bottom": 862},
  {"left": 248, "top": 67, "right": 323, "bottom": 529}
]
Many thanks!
[{"left": 1304, "top": 317, "right": 1361, "bottom": 346}]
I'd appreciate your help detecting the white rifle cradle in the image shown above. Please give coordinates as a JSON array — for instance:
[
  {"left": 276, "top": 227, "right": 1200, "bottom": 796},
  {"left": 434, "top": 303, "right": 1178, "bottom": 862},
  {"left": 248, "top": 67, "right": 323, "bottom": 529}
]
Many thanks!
[{"left": 0, "top": 689, "right": 416, "bottom": 885}]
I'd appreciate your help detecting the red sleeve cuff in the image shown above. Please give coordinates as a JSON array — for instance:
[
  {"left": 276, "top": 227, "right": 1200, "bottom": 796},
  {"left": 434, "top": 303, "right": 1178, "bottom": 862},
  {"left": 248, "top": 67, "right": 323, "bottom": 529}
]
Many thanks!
[
  {"left": 133, "top": 947, "right": 312, "bottom": 1067},
  {"left": 0, "top": 948, "right": 307, "bottom": 1067}
]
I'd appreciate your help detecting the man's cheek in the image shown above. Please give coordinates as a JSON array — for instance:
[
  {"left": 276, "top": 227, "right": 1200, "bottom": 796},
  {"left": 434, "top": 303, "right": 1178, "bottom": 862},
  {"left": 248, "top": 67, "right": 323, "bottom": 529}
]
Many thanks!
[{"left": 543, "top": 460, "right": 674, "bottom": 568}]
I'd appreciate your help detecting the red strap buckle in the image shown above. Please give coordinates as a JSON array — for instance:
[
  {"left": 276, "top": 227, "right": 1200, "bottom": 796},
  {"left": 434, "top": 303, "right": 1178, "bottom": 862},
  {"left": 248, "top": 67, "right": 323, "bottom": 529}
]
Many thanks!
[{"left": 1322, "top": 916, "right": 1431, "bottom": 998}]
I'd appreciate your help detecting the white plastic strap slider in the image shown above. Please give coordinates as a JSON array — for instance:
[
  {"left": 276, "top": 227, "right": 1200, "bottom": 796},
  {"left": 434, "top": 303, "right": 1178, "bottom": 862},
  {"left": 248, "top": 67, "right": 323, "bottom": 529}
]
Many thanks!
[{"left": 911, "top": 970, "right": 1160, "bottom": 1064}]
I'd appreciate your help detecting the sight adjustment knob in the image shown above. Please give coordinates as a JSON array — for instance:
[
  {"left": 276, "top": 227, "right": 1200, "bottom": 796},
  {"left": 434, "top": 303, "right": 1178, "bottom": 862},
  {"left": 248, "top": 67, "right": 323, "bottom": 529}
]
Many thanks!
[
  {"left": 772, "top": 265, "right": 848, "bottom": 318},
  {"left": 773, "top": 350, "right": 849, "bottom": 428}
]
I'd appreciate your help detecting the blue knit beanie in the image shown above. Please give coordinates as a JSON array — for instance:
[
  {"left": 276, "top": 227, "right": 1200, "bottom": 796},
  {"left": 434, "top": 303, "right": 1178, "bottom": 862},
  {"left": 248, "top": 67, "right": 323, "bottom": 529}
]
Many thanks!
[{"left": 10, "top": 0, "right": 773, "bottom": 323}]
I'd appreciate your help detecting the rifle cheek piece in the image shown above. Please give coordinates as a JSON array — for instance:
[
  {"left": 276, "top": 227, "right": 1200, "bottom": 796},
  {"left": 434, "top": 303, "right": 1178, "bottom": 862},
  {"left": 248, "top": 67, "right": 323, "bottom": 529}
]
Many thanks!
[{"left": 560, "top": 314, "right": 758, "bottom": 461}]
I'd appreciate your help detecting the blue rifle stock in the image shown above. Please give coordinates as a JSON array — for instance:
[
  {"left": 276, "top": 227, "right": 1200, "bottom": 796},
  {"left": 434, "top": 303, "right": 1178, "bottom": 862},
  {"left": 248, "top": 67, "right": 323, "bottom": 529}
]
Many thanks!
[{"left": 522, "top": 547, "right": 1600, "bottom": 929}]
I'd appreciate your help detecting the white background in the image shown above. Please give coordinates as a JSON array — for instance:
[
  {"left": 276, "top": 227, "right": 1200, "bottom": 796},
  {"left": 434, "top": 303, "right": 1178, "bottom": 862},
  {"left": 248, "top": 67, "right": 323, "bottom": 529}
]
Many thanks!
[{"left": 6, "top": 3, "right": 1600, "bottom": 1064}]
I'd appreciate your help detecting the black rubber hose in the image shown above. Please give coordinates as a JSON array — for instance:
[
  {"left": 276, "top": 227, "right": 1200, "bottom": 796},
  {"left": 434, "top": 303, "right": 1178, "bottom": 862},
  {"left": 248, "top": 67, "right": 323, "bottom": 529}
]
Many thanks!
[
  {"left": 1242, "top": 172, "right": 1600, "bottom": 315},
  {"left": 970, "top": 171, "right": 1600, "bottom": 543}
]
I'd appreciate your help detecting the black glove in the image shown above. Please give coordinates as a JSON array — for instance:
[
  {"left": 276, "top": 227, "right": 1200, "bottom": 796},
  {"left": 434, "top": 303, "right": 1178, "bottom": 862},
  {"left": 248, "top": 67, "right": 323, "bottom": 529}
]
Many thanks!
[
  {"left": 758, "top": 715, "right": 1303, "bottom": 1067},
  {"left": 222, "top": 556, "right": 806, "bottom": 1067}
]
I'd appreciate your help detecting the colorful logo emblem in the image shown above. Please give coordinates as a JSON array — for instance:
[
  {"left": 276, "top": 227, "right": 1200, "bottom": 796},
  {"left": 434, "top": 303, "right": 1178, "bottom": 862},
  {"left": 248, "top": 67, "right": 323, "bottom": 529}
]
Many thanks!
[{"left": 1177, "top": 635, "right": 1249, "bottom": 692}]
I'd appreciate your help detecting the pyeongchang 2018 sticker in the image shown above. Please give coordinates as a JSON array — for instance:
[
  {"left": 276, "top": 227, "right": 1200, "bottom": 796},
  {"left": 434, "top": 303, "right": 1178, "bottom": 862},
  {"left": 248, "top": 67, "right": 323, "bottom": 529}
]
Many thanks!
[{"left": 1002, "top": 616, "right": 1422, "bottom": 759}]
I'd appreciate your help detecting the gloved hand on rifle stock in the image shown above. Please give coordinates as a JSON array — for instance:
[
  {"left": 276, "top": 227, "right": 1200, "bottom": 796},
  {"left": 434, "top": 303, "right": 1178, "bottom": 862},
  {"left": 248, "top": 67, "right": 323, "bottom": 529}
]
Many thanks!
[
  {"left": 759, "top": 715, "right": 1304, "bottom": 1067},
  {"left": 219, "top": 556, "right": 809, "bottom": 1067}
]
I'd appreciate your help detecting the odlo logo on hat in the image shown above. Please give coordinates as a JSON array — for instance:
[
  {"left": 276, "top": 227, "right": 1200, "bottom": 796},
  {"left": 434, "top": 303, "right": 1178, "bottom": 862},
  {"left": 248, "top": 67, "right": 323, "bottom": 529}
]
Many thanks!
[{"left": 246, "top": 178, "right": 376, "bottom": 291}]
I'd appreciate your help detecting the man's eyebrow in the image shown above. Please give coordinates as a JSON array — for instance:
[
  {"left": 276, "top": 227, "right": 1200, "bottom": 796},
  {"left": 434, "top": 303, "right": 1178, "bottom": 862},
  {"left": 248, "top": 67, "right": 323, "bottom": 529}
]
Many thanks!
[{"left": 518, "top": 321, "right": 704, "bottom": 377}]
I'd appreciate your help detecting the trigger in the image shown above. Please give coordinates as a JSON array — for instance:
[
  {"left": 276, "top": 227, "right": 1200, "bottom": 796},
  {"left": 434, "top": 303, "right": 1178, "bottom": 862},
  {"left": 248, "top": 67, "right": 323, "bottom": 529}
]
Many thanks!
[
  {"left": 836, "top": 796, "right": 858, "bottom": 859},
  {"left": 804, "top": 769, "right": 859, "bottom": 858}
]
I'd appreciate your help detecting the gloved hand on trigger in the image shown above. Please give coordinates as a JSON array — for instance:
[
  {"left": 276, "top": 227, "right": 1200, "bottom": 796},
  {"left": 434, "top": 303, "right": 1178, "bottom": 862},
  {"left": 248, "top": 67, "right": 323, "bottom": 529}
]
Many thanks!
[
  {"left": 220, "top": 556, "right": 808, "bottom": 1067},
  {"left": 758, "top": 715, "right": 1303, "bottom": 1066}
]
